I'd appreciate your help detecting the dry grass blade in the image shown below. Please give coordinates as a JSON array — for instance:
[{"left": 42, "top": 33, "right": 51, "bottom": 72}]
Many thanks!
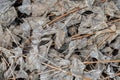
[
  {"left": 0, "top": 47, "right": 13, "bottom": 54},
  {"left": 41, "top": 62, "right": 91, "bottom": 80},
  {"left": 101, "top": 0, "right": 106, "bottom": 2},
  {"left": 1, "top": 57, "right": 10, "bottom": 66},
  {"left": 97, "top": 34, "right": 113, "bottom": 48},
  {"left": 1, "top": 0, "right": 120, "bottom": 80},
  {"left": 83, "top": 60, "right": 120, "bottom": 64},
  {"left": 71, "top": 34, "right": 93, "bottom": 40},
  {"left": 107, "top": 18, "right": 120, "bottom": 24},
  {"left": 6, "top": 28, "right": 20, "bottom": 46},
  {"left": 47, "top": 6, "right": 87, "bottom": 25},
  {"left": 38, "top": 66, "right": 68, "bottom": 75}
]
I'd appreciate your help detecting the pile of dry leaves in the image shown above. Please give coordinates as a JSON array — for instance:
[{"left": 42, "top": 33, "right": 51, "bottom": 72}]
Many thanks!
[{"left": 0, "top": 0, "right": 120, "bottom": 80}]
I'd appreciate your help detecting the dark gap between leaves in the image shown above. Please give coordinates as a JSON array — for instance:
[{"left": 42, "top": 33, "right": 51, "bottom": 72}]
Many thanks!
[
  {"left": 74, "top": 48, "right": 81, "bottom": 55},
  {"left": 112, "top": 66, "right": 118, "bottom": 73},
  {"left": 112, "top": 49, "right": 118, "bottom": 56},
  {"left": 81, "top": 10, "right": 93, "bottom": 16},
  {"left": 85, "top": 58, "right": 97, "bottom": 71},
  {"left": 26, "top": 70, "right": 31, "bottom": 75},
  {"left": 12, "top": 0, "right": 23, "bottom": 7},
  {"left": 73, "top": 76, "right": 76, "bottom": 80},
  {"left": 15, "top": 64, "right": 20, "bottom": 71},
  {"left": 12, "top": 42, "right": 18, "bottom": 48},
  {"left": 102, "top": 71, "right": 108, "bottom": 77},
  {"left": 16, "top": 78, "right": 26, "bottom": 80}
]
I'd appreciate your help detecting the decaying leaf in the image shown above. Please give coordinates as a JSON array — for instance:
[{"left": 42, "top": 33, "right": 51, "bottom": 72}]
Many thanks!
[
  {"left": 55, "top": 29, "right": 65, "bottom": 49},
  {"left": 0, "top": 0, "right": 120, "bottom": 80}
]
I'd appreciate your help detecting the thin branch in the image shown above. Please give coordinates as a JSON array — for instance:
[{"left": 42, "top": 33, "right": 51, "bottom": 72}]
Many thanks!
[
  {"left": 83, "top": 60, "right": 120, "bottom": 64},
  {"left": 107, "top": 18, "right": 120, "bottom": 24},
  {"left": 47, "top": 6, "right": 87, "bottom": 25},
  {"left": 41, "top": 62, "right": 91, "bottom": 80}
]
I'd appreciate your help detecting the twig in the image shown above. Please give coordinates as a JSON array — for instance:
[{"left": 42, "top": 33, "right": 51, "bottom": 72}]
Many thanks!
[
  {"left": 1, "top": 57, "right": 10, "bottom": 67},
  {"left": 107, "top": 18, "right": 120, "bottom": 24},
  {"left": 101, "top": 0, "right": 106, "bottom": 2},
  {"left": 83, "top": 60, "right": 120, "bottom": 64},
  {"left": 71, "top": 34, "right": 93, "bottom": 40},
  {"left": 38, "top": 66, "right": 68, "bottom": 75},
  {"left": 41, "top": 62, "right": 91, "bottom": 80},
  {"left": 47, "top": 6, "right": 87, "bottom": 25}
]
